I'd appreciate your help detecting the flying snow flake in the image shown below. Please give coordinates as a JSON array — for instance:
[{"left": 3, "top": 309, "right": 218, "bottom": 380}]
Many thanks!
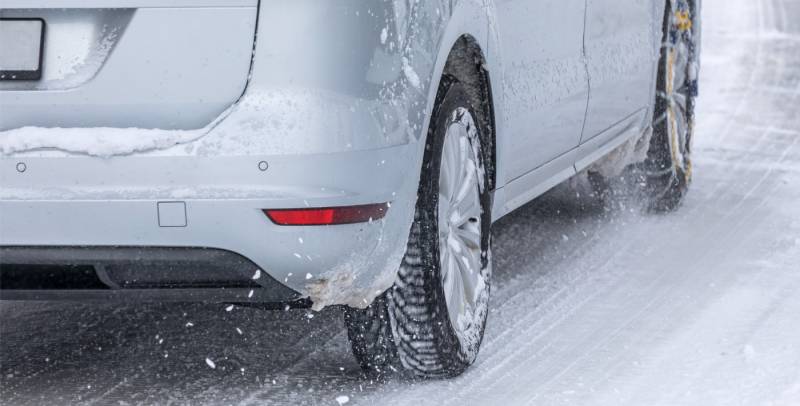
[
  {"left": 236, "top": 327, "right": 243, "bottom": 335},
  {"left": 743, "top": 344, "right": 757, "bottom": 362},
  {"left": 294, "top": 253, "right": 302, "bottom": 259},
  {"left": 401, "top": 57, "right": 421, "bottom": 89},
  {"left": 225, "top": 305, "right": 234, "bottom": 312},
  {"left": 248, "top": 289, "right": 254, "bottom": 298},
  {"left": 380, "top": 27, "right": 388, "bottom": 44},
  {"left": 185, "top": 322, "right": 194, "bottom": 327},
  {"left": 306, "top": 273, "right": 313, "bottom": 280},
  {"left": 205, "top": 358, "right": 216, "bottom": 369},
  {"left": 298, "top": 237, "right": 304, "bottom": 244},
  {"left": 252, "top": 269, "right": 261, "bottom": 280},
  {"left": 336, "top": 395, "right": 350, "bottom": 405}
]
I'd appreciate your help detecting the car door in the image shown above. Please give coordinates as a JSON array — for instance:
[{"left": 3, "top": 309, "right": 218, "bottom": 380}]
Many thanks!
[
  {"left": 495, "top": 0, "right": 589, "bottom": 183},
  {"left": 581, "top": 0, "right": 657, "bottom": 142}
]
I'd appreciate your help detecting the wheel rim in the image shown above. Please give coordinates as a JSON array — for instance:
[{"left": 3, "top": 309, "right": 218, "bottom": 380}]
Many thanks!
[{"left": 438, "top": 108, "right": 484, "bottom": 338}]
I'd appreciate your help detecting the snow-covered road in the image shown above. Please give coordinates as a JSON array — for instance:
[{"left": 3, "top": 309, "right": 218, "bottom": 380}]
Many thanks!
[{"left": 2, "top": 0, "right": 799, "bottom": 404}]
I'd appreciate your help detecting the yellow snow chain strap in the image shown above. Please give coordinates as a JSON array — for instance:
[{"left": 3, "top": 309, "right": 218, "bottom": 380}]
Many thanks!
[{"left": 675, "top": 10, "right": 692, "bottom": 32}]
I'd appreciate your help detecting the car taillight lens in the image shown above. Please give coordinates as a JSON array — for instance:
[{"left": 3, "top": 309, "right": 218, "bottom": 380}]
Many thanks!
[{"left": 263, "top": 203, "right": 389, "bottom": 226}]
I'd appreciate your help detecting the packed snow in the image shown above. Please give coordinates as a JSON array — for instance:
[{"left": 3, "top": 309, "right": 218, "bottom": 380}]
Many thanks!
[
  {"left": 0, "top": 125, "right": 212, "bottom": 157},
  {"left": 401, "top": 56, "right": 422, "bottom": 89},
  {"left": 204, "top": 358, "right": 216, "bottom": 370},
  {"left": 1, "top": 0, "right": 800, "bottom": 405}
]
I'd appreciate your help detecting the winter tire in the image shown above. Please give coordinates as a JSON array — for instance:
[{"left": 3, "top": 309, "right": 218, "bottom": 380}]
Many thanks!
[{"left": 344, "top": 77, "right": 492, "bottom": 379}]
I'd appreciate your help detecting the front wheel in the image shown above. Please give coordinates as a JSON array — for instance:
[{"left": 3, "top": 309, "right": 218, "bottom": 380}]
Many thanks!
[
  {"left": 586, "top": 0, "right": 700, "bottom": 212},
  {"left": 642, "top": 0, "right": 700, "bottom": 211},
  {"left": 344, "top": 79, "right": 492, "bottom": 379}
]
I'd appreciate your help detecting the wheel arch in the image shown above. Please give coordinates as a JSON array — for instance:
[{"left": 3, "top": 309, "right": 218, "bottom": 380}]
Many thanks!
[{"left": 429, "top": 34, "right": 498, "bottom": 193}]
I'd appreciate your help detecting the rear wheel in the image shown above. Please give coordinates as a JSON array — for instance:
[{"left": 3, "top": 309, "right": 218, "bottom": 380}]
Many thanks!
[{"left": 344, "top": 79, "right": 492, "bottom": 378}]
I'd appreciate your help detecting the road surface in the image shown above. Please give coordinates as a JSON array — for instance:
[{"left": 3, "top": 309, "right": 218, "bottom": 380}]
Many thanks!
[{"left": 2, "top": 0, "right": 799, "bottom": 404}]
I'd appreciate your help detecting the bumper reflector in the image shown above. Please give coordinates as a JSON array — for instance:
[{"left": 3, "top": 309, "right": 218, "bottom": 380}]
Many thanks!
[{"left": 264, "top": 203, "right": 389, "bottom": 226}]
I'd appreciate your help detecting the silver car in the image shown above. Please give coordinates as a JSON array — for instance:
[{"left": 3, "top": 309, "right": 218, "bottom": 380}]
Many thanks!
[{"left": 0, "top": 0, "right": 701, "bottom": 378}]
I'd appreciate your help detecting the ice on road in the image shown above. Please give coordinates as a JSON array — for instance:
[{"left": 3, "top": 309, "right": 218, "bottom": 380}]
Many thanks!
[{"left": 2, "top": 0, "right": 800, "bottom": 404}]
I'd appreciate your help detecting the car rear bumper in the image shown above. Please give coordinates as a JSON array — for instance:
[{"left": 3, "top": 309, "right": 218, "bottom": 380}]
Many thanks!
[{"left": 0, "top": 143, "right": 420, "bottom": 309}]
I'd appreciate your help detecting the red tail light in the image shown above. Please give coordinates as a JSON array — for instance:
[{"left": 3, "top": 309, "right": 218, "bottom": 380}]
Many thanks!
[{"left": 263, "top": 203, "right": 389, "bottom": 226}]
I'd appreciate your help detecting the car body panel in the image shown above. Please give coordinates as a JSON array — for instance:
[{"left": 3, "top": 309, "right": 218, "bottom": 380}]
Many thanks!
[
  {"left": 492, "top": 0, "right": 589, "bottom": 182},
  {"left": 581, "top": 0, "right": 657, "bottom": 142},
  {"left": 0, "top": 0, "right": 671, "bottom": 308},
  {"left": 0, "top": 4, "right": 257, "bottom": 130},
  {"left": 0, "top": 0, "right": 256, "bottom": 7}
]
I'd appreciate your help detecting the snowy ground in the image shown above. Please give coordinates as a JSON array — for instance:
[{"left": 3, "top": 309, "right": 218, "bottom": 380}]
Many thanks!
[{"left": 2, "top": 0, "right": 800, "bottom": 404}]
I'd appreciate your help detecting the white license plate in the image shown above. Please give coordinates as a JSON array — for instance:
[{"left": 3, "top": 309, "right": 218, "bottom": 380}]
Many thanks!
[{"left": 0, "top": 18, "right": 45, "bottom": 81}]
